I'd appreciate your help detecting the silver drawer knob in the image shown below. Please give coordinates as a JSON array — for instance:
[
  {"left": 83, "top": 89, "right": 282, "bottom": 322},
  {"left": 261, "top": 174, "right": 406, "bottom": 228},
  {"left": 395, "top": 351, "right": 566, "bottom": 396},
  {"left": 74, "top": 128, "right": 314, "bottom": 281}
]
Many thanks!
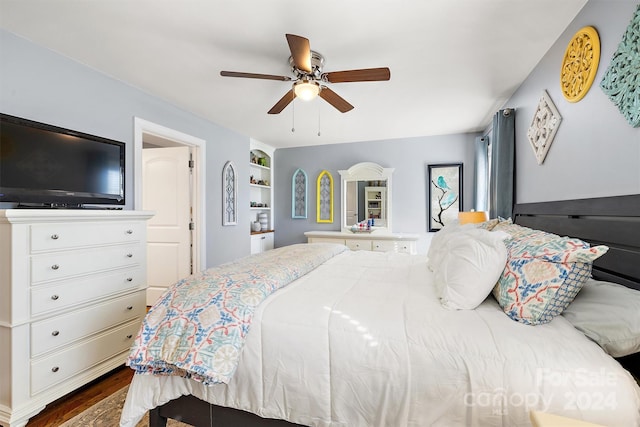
[
  {"left": 51, "top": 295, "right": 59, "bottom": 301},
  {"left": 51, "top": 366, "right": 59, "bottom": 373},
  {"left": 126, "top": 253, "right": 133, "bottom": 258},
  {"left": 51, "top": 330, "right": 60, "bottom": 336},
  {"left": 50, "top": 234, "right": 59, "bottom": 240},
  {"left": 126, "top": 277, "right": 133, "bottom": 282},
  {"left": 126, "top": 334, "right": 133, "bottom": 339},
  {"left": 126, "top": 229, "right": 133, "bottom": 234},
  {"left": 51, "top": 264, "right": 60, "bottom": 270}
]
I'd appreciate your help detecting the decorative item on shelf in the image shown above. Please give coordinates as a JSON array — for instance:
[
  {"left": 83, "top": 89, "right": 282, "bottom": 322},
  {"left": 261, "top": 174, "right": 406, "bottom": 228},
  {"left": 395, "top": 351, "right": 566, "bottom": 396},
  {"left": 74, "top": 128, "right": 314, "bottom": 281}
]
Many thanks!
[
  {"left": 251, "top": 221, "right": 262, "bottom": 232},
  {"left": 458, "top": 210, "right": 489, "bottom": 225},
  {"left": 258, "top": 157, "right": 267, "bottom": 167},
  {"left": 527, "top": 90, "right": 562, "bottom": 165},
  {"left": 350, "top": 220, "right": 372, "bottom": 233},
  {"left": 560, "top": 26, "right": 600, "bottom": 103},
  {"left": 258, "top": 212, "right": 269, "bottom": 231},
  {"left": 250, "top": 175, "right": 257, "bottom": 184},
  {"left": 600, "top": 5, "right": 640, "bottom": 127}
]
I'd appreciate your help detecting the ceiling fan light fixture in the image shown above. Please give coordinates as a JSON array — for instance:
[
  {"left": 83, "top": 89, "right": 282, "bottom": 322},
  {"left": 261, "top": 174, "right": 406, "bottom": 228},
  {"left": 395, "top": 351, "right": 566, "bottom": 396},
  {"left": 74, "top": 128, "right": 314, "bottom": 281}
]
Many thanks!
[{"left": 294, "top": 80, "right": 320, "bottom": 101}]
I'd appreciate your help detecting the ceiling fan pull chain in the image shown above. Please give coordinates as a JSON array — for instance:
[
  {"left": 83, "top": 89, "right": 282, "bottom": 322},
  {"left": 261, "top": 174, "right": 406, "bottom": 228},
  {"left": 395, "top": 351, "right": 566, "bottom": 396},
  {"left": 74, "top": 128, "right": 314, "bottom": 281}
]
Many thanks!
[
  {"left": 317, "top": 105, "right": 321, "bottom": 137},
  {"left": 291, "top": 99, "right": 295, "bottom": 133}
]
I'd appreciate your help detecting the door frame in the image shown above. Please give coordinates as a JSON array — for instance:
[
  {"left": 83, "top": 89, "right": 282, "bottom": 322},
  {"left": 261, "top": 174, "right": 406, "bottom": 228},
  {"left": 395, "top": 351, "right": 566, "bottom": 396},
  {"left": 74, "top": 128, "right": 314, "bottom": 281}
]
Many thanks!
[{"left": 133, "top": 117, "right": 206, "bottom": 272}]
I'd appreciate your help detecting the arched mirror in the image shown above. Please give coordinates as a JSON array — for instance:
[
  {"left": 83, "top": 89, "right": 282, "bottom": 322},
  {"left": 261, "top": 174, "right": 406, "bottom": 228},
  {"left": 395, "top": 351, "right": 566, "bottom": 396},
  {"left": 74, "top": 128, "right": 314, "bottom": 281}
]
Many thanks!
[{"left": 338, "top": 162, "right": 394, "bottom": 232}]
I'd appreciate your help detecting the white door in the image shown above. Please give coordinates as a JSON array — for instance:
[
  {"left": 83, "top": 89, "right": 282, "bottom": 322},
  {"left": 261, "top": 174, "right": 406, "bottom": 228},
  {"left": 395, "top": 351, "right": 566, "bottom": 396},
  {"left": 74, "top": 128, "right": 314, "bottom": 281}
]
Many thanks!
[
  {"left": 346, "top": 181, "right": 358, "bottom": 225},
  {"left": 143, "top": 146, "right": 192, "bottom": 305}
]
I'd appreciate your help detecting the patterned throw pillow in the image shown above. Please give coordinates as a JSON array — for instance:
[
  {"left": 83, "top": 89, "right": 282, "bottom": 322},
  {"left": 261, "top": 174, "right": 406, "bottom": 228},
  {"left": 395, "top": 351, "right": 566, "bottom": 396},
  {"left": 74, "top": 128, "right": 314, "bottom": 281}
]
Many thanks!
[
  {"left": 491, "top": 222, "right": 608, "bottom": 325},
  {"left": 477, "top": 216, "right": 512, "bottom": 231}
]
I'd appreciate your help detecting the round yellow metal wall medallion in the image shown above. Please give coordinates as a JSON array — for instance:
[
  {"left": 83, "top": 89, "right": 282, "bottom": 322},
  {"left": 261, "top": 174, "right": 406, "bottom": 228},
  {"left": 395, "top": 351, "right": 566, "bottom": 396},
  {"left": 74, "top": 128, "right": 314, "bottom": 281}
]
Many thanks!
[{"left": 560, "top": 26, "right": 600, "bottom": 103}]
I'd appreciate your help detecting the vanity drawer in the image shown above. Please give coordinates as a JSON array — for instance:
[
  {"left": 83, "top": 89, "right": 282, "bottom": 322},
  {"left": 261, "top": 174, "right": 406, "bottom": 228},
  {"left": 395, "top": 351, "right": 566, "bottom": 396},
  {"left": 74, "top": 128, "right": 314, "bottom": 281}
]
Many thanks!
[
  {"left": 31, "top": 291, "right": 146, "bottom": 357},
  {"left": 31, "top": 244, "right": 143, "bottom": 284},
  {"left": 30, "top": 221, "right": 145, "bottom": 252},
  {"left": 31, "top": 319, "right": 140, "bottom": 395},
  {"left": 308, "top": 237, "right": 346, "bottom": 245},
  {"left": 372, "top": 240, "right": 414, "bottom": 254},
  {"left": 345, "top": 239, "right": 372, "bottom": 251},
  {"left": 31, "top": 267, "right": 144, "bottom": 316}
]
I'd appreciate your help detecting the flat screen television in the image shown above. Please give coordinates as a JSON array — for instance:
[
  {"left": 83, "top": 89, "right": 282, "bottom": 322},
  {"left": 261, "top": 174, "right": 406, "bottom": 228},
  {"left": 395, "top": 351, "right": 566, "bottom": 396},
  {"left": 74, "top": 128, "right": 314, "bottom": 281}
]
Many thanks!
[{"left": 0, "top": 113, "right": 125, "bottom": 208}]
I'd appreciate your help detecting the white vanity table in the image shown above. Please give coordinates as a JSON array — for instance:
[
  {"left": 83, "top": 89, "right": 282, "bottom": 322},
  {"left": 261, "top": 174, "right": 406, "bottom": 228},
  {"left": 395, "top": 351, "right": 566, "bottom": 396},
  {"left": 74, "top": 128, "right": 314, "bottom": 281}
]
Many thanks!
[
  {"left": 304, "top": 230, "right": 418, "bottom": 254},
  {"left": 306, "top": 162, "right": 419, "bottom": 254}
]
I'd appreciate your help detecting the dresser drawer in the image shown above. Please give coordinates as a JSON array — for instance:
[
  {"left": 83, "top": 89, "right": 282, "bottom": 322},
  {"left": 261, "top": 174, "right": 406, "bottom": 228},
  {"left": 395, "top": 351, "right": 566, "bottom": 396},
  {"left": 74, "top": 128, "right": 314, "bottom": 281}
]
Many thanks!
[
  {"left": 31, "top": 244, "right": 143, "bottom": 284},
  {"left": 309, "top": 237, "right": 347, "bottom": 245},
  {"left": 31, "top": 291, "right": 146, "bottom": 357},
  {"left": 31, "top": 319, "right": 140, "bottom": 395},
  {"left": 372, "top": 240, "right": 414, "bottom": 254},
  {"left": 31, "top": 267, "right": 144, "bottom": 316},
  {"left": 345, "top": 239, "right": 372, "bottom": 251},
  {"left": 30, "top": 221, "right": 145, "bottom": 252}
]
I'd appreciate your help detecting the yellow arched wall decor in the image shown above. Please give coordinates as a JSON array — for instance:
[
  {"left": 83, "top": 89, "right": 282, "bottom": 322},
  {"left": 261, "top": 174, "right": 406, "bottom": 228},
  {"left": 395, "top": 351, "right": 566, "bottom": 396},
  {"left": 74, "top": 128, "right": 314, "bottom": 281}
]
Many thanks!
[
  {"left": 316, "top": 170, "right": 334, "bottom": 223},
  {"left": 560, "top": 26, "right": 600, "bottom": 103}
]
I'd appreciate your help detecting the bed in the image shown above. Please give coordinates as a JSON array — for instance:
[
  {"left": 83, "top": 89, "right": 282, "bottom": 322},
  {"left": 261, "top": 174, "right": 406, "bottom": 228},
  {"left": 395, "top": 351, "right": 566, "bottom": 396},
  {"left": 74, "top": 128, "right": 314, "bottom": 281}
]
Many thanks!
[{"left": 120, "top": 195, "right": 640, "bottom": 427}]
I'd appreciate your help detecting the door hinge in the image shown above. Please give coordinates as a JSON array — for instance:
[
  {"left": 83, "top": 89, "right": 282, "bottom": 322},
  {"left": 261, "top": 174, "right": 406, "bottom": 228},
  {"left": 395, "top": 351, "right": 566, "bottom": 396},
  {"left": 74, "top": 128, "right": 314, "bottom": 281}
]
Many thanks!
[
  {"left": 189, "top": 222, "right": 195, "bottom": 231},
  {"left": 188, "top": 159, "right": 194, "bottom": 169}
]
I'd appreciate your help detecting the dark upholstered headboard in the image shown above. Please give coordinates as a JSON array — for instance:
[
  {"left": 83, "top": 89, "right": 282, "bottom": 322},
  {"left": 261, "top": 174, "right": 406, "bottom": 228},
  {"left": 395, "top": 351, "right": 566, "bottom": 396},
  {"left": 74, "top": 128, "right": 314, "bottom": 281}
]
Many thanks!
[
  {"left": 513, "top": 195, "right": 640, "bottom": 376},
  {"left": 513, "top": 194, "right": 640, "bottom": 291}
]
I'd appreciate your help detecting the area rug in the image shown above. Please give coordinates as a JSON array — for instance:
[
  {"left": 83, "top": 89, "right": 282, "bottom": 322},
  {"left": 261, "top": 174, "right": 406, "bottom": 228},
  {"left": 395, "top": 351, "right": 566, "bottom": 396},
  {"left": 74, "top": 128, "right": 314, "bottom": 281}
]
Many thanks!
[{"left": 59, "top": 385, "right": 191, "bottom": 427}]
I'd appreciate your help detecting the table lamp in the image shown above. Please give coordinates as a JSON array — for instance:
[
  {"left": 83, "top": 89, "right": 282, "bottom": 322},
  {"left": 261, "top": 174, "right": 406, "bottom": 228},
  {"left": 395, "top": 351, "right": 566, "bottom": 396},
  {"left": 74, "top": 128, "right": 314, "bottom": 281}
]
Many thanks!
[{"left": 458, "top": 210, "right": 489, "bottom": 225}]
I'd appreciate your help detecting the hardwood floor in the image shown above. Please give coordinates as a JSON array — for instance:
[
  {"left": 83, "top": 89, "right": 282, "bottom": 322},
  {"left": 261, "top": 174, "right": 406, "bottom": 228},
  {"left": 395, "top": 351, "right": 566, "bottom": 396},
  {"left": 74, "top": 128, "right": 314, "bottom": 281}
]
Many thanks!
[{"left": 25, "top": 365, "right": 134, "bottom": 427}]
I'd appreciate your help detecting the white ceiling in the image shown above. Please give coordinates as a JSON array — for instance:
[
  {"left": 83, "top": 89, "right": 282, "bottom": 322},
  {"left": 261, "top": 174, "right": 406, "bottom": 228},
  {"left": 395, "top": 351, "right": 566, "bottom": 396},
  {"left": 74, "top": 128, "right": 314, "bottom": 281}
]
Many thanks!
[{"left": 0, "top": 0, "right": 587, "bottom": 149}]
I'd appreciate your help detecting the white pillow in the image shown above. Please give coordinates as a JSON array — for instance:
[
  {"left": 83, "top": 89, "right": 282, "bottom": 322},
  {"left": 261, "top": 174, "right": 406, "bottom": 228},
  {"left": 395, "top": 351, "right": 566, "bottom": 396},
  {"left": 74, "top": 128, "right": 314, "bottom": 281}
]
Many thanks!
[
  {"left": 562, "top": 279, "right": 640, "bottom": 357},
  {"left": 437, "top": 228, "right": 509, "bottom": 310},
  {"left": 427, "top": 221, "right": 479, "bottom": 272}
]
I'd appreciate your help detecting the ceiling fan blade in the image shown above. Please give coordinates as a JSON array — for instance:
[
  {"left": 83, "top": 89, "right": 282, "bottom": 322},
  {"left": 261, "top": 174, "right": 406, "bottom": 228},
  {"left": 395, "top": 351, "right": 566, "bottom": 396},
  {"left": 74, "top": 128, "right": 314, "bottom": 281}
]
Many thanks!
[
  {"left": 268, "top": 90, "right": 296, "bottom": 114},
  {"left": 318, "top": 86, "right": 354, "bottom": 113},
  {"left": 220, "top": 71, "right": 292, "bottom": 81},
  {"left": 323, "top": 67, "right": 391, "bottom": 83},
  {"left": 286, "top": 34, "right": 312, "bottom": 73}
]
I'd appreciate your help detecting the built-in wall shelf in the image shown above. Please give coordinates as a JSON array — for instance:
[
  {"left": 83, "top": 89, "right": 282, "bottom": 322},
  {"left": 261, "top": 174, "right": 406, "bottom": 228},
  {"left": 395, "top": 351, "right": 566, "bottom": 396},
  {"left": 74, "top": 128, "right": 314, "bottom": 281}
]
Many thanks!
[{"left": 249, "top": 140, "right": 275, "bottom": 249}]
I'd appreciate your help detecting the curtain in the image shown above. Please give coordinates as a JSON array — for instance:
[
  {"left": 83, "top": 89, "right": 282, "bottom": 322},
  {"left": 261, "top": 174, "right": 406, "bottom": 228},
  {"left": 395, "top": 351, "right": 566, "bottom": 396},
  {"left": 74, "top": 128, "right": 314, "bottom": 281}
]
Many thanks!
[
  {"left": 489, "top": 109, "right": 515, "bottom": 219},
  {"left": 473, "top": 136, "right": 489, "bottom": 211}
]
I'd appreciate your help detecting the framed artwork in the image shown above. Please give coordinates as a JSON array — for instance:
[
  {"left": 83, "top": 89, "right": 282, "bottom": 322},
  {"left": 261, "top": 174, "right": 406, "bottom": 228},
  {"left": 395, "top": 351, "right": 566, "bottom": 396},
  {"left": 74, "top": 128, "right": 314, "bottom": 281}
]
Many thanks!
[
  {"left": 316, "top": 170, "right": 333, "bottom": 223},
  {"left": 427, "top": 163, "right": 462, "bottom": 232},
  {"left": 222, "top": 161, "right": 237, "bottom": 226},
  {"left": 292, "top": 168, "right": 308, "bottom": 219}
]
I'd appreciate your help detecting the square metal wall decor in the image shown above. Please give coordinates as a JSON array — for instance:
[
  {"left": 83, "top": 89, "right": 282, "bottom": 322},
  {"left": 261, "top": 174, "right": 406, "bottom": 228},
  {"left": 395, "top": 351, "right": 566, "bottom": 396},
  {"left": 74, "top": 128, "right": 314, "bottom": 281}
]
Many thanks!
[{"left": 600, "top": 5, "right": 640, "bottom": 128}]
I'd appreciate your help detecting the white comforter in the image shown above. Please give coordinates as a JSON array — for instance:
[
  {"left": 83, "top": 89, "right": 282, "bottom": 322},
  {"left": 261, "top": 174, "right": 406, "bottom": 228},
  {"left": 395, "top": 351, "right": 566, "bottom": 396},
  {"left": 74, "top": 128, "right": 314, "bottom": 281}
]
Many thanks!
[{"left": 121, "top": 249, "right": 640, "bottom": 427}]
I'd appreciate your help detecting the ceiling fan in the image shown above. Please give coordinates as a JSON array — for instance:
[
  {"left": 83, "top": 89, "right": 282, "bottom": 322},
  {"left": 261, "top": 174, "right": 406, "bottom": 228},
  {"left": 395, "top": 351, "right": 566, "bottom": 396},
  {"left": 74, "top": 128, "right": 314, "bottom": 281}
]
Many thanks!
[{"left": 220, "top": 34, "right": 391, "bottom": 114}]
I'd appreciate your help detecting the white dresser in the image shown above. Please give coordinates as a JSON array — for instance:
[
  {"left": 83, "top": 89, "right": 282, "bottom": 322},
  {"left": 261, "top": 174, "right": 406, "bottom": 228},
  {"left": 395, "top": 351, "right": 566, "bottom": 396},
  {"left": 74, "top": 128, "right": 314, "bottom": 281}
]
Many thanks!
[
  {"left": 304, "top": 231, "right": 419, "bottom": 254},
  {"left": 0, "top": 209, "right": 154, "bottom": 427}
]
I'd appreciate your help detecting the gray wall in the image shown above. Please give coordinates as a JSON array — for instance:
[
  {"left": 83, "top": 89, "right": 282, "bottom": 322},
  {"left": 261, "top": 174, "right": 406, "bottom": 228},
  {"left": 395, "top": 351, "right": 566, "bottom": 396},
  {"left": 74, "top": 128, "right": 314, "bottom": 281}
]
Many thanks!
[
  {"left": 503, "top": 0, "right": 640, "bottom": 203},
  {"left": 274, "top": 133, "right": 477, "bottom": 253},
  {"left": 0, "top": 30, "right": 250, "bottom": 268}
]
